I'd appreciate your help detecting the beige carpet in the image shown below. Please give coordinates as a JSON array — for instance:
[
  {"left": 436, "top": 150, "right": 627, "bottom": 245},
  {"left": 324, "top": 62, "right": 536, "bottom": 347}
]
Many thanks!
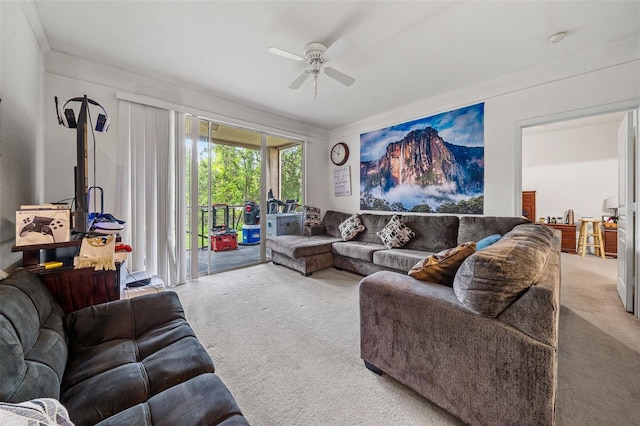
[{"left": 173, "top": 253, "right": 639, "bottom": 426}]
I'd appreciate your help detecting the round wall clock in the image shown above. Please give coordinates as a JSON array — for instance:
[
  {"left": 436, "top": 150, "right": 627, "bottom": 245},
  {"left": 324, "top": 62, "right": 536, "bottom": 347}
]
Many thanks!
[{"left": 330, "top": 142, "right": 350, "bottom": 166}]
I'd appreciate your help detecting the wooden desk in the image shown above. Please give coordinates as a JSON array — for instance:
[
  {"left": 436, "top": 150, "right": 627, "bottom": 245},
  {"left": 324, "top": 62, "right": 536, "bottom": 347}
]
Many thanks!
[
  {"left": 603, "top": 227, "right": 618, "bottom": 258},
  {"left": 545, "top": 223, "right": 577, "bottom": 254}
]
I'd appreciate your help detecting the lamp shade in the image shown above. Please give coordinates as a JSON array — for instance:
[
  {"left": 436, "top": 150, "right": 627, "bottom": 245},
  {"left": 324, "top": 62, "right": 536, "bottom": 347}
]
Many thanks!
[{"left": 606, "top": 196, "right": 618, "bottom": 209}]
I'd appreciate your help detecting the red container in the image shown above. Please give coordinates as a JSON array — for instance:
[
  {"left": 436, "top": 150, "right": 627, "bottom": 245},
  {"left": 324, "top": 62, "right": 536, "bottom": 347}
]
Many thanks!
[{"left": 211, "top": 232, "right": 238, "bottom": 252}]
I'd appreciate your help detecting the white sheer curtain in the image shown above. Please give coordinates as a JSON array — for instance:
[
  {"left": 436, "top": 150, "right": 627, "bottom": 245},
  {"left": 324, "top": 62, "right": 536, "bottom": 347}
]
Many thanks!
[{"left": 116, "top": 101, "right": 186, "bottom": 286}]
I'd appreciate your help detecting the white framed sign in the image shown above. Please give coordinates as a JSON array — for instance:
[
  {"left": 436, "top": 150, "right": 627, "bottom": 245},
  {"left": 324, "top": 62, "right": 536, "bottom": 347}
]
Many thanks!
[{"left": 334, "top": 166, "right": 352, "bottom": 197}]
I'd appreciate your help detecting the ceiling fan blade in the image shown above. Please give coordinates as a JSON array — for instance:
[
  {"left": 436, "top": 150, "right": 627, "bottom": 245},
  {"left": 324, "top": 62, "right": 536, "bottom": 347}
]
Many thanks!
[
  {"left": 323, "top": 36, "right": 352, "bottom": 61},
  {"left": 289, "top": 70, "right": 312, "bottom": 89},
  {"left": 267, "top": 47, "right": 305, "bottom": 62},
  {"left": 324, "top": 67, "right": 355, "bottom": 87}
]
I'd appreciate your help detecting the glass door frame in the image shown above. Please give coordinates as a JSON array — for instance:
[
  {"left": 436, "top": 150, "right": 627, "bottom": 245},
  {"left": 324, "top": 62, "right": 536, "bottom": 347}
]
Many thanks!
[{"left": 186, "top": 115, "right": 305, "bottom": 280}]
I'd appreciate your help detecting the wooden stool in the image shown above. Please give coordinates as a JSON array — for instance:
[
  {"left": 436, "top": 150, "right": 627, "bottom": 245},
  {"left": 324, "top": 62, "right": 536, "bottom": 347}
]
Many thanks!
[{"left": 577, "top": 219, "right": 605, "bottom": 259}]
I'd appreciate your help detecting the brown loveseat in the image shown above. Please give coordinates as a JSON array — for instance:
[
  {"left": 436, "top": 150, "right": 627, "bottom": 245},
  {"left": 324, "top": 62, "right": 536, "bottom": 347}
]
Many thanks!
[
  {"left": 0, "top": 270, "right": 248, "bottom": 425},
  {"left": 360, "top": 223, "right": 561, "bottom": 426}
]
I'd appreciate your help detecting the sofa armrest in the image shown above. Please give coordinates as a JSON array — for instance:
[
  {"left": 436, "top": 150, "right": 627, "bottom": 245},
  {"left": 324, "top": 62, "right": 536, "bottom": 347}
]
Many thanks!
[
  {"left": 359, "top": 271, "right": 557, "bottom": 426},
  {"left": 64, "top": 292, "right": 185, "bottom": 351}
]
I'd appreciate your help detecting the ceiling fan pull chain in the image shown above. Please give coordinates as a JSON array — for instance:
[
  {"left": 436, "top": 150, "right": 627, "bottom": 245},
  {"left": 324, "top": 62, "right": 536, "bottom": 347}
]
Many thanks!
[{"left": 314, "top": 74, "right": 319, "bottom": 100}]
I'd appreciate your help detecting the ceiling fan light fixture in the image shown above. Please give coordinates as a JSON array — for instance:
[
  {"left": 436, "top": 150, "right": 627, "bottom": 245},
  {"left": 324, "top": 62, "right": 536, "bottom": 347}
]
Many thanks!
[
  {"left": 548, "top": 31, "right": 567, "bottom": 44},
  {"left": 268, "top": 35, "right": 356, "bottom": 98}
]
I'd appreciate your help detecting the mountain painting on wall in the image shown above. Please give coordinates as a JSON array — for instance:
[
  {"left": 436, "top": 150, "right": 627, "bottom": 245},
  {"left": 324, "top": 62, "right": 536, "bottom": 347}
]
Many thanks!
[{"left": 360, "top": 103, "right": 484, "bottom": 213}]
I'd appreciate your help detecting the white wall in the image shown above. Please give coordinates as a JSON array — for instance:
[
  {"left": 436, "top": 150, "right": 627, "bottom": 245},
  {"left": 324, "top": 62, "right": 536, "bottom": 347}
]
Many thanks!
[
  {"left": 42, "top": 52, "right": 330, "bottom": 219},
  {"left": 0, "top": 2, "right": 46, "bottom": 271},
  {"left": 1, "top": 4, "right": 329, "bottom": 271},
  {"left": 522, "top": 119, "right": 620, "bottom": 222},
  {"left": 327, "top": 62, "right": 640, "bottom": 217},
  {"left": 44, "top": 74, "right": 120, "bottom": 212}
]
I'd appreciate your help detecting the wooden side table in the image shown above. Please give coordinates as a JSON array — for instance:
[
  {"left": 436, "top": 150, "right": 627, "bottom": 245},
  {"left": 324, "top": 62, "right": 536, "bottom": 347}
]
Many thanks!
[
  {"left": 545, "top": 223, "right": 577, "bottom": 254},
  {"left": 37, "top": 264, "right": 124, "bottom": 314},
  {"left": 12, "top": 241, "right": 124, "bottom": 314},
  {"left": 602, "top": 227, "right": 618, "bottom": 258}
]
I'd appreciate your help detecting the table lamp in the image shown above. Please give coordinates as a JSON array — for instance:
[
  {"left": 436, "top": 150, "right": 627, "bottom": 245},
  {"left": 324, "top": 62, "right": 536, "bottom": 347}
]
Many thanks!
[{"left": 606, "top": 196, "right": 618, "bottom": 222}]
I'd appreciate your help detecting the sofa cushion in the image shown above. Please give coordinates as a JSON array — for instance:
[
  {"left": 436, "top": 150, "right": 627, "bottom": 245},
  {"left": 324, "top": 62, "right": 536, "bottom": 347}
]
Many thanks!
[
  {"left": 94, "top": 373, "right": 246, "bottom": 426},
  {"left": 408, "top": 242, "right": 477, "bottom": 286},
  {"left": 61, "top": 292, "right": 216, "bottom": 425},
  {"left": 453, "top": 223, "right": 555, "bottom": 317},
  {"left": 266, "top": 235, "right": 341, "bottom": 258},
  {"left": 376, "top": 215, "right": 416, "bottom": 248},
  {"left": 303, "top": 205, "right": 322, "bottom": 225},
  {"left": 332, "top": 241, "right": 385, "bottom": 262},
  {"left": 373, "top": 248, "right": 433, "bottom": 272},
  {"left": 338, "top": 214, "right": 365, "bottom": 240},
  {"left": 401, "top": 215, "right": 460, "bottom": 252},
  {"left": 457, "top": 216, "right": 530, "bottom": 245},
  {"left": 355, "top": 214, "right": 396, "bottom": 244},
  {"left": 322, "top": 210, "right": 354, "bottom": 238},
  {"left": 0, "top": 271, "right": 67, "bottom": 402}
]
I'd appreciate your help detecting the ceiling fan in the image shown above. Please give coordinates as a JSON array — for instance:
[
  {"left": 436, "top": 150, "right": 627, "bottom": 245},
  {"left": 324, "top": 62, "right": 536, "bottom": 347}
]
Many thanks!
[{"left": 268, "top": 36, "right": 355, "bottom": 99}]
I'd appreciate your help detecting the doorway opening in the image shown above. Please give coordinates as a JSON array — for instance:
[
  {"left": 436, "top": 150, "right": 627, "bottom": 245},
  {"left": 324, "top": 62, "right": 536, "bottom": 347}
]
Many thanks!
[
  {"left": 184, "top": 118, "right": 304, "bottom": 279},
  {"left": 520, "top": 109, "right": 637, "bottom": 317}
]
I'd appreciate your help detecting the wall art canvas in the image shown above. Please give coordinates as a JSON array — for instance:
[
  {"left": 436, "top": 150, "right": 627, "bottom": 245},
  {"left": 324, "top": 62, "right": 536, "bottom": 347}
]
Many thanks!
[{"left": 360, "top": 103, "right": 484, "bottom": 214}]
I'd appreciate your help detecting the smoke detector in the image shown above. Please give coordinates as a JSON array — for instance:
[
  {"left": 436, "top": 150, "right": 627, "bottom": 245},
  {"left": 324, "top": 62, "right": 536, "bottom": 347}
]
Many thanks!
[{"left": 548, "top": 32, "right": 567, "bottom": 44}]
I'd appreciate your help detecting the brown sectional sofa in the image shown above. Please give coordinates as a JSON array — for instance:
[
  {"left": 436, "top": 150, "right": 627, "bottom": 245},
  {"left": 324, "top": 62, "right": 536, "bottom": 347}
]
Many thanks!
[
  {"left": 266, "top": 210, "right": 529, "bottom": 276},
  {"left": 360, "top": 223, "right": 561, "bottom": 426},
  {"left": 0, "top": 270, "right": 248, "bottom": 425},
  {"left": 269, "top": 211, "right": 560, "bottom": 425}
]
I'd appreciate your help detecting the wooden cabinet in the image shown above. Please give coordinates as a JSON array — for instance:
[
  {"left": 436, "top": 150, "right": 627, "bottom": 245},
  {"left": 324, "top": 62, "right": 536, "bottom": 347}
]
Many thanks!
[
  {"left": 545, "top": 223, "right": 577, "bottom": 254},
  {"left": 522, "top": 191, "right": 536, "bottom": 222},
  {"left": 12, "top": 241, "right": 123, "bottom": 314},
  {"left": 603, "top": 227, "right": 618, "bottom": 258},
  {"left": 37, "top": 265, "right": 123, "bottom": 314}
]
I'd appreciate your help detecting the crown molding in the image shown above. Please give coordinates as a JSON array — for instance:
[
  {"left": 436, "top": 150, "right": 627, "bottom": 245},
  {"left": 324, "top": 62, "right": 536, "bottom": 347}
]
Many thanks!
[
  {"left": 20, "top": 0, "right": 50, "bottom": 54},
  {"left": 44, "top": 50, "right": 329, "bottom": 143}
]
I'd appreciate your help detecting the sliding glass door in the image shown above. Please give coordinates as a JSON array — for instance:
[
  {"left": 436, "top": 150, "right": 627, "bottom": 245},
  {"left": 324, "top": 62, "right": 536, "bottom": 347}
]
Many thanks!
[{"left": 184, "top": 116, "right": 304, "bottom": 279}]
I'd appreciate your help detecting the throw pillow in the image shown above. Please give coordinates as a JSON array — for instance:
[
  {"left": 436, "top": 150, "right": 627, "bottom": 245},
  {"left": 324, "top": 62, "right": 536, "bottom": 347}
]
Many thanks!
[
  {"left": 408, "top": 242, "right": 477, "bottom": 286},
  {"left": 338, "top": 214, "right": 365, "bottom": 241},
  {"left": 376, "top": 215, "right": 415, "bottom": 248},
  {"left": 0, "top": 398, "right": 73, "bottom": 426},
  {"left": 303, "top": 205, "right": 322, "bottom": 226},
  {"left": 477, "top": 234, "right": 501, "bottom": 250}
]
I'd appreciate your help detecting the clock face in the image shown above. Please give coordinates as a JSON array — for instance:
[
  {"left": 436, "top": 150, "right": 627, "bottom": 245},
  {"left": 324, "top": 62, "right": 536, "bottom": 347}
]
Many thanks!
[{"left": 331, "top": 142, "right": 349, "bottom": 166}]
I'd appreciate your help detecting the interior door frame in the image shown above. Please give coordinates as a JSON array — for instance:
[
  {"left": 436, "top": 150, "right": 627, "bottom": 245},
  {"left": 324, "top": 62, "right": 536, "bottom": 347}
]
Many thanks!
[{"left": 516, "top": 99, "right": 640, "bottom": 319}]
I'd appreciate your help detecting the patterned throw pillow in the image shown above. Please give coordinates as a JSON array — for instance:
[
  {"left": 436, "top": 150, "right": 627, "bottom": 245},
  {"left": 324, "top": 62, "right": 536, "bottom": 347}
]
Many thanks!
[
  {"left": 338, "top": 214, "right": 365, "bottom": 241},
  {"left": 408, "top": 242, "right": 477, "bottom": 286},
  {"left": 376, "top": 215, "right": 415, "bottom": 248},
  {"left": 303, "top": 205, "right": 322, "bottom": 226},
  {"left": 0, "top": 398, "right": 73, "bottom": 426}
]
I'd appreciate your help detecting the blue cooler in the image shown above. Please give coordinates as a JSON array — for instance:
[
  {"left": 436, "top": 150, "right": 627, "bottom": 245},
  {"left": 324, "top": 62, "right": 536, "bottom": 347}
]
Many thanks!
[{"left": 241, "top": 224, "right": 260, "bottom": 244}]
